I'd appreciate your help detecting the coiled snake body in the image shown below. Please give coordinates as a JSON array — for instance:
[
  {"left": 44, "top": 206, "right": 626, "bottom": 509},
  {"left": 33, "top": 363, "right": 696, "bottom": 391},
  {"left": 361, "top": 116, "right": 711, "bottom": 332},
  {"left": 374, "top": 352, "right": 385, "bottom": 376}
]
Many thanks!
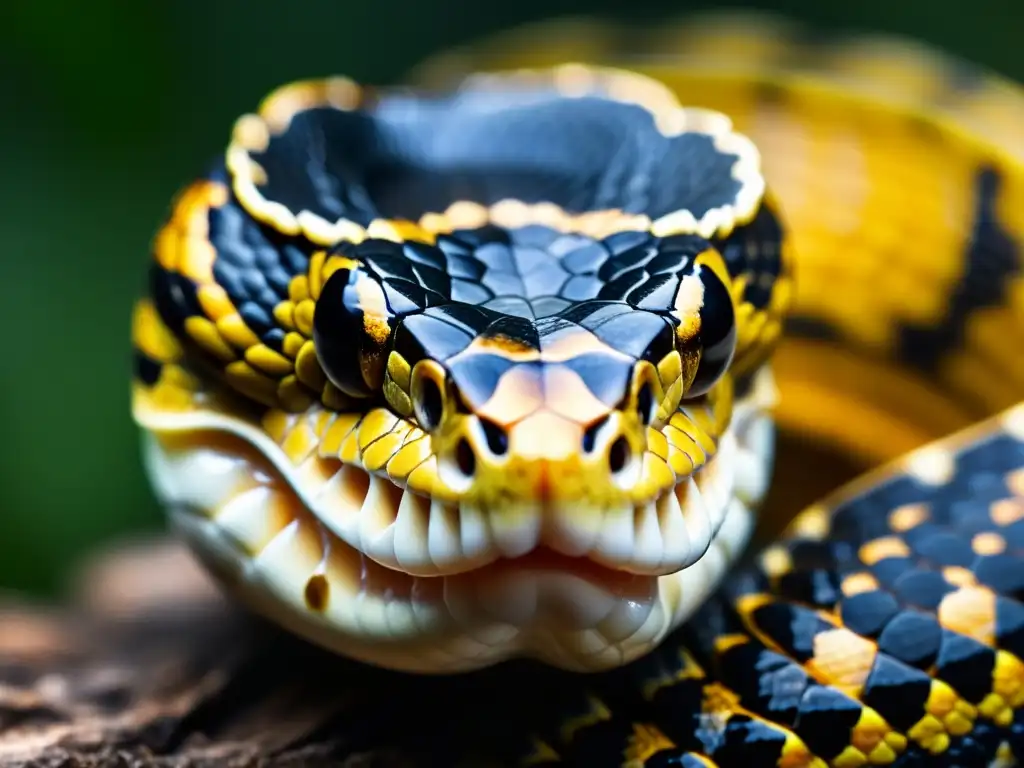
[{"left": 131, "top": 12, "right": 1024, "bottom": 767}]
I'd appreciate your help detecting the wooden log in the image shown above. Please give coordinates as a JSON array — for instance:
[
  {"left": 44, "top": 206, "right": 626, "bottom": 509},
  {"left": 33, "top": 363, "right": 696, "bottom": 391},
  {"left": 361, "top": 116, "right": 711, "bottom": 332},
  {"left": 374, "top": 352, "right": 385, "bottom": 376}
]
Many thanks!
[{"left": 0, "top": 539, "right": 422, "bottom": 768}]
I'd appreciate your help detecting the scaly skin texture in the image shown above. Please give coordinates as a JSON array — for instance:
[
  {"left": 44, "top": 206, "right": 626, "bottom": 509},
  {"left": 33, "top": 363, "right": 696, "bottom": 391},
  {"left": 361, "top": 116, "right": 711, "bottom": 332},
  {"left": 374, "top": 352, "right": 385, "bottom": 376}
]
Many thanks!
[
  {"left": 131, "top": 11, "right": 1024, "bottom": 767},
  {"left": 134, "top": 65, "right": 787, "bottom": 673}
]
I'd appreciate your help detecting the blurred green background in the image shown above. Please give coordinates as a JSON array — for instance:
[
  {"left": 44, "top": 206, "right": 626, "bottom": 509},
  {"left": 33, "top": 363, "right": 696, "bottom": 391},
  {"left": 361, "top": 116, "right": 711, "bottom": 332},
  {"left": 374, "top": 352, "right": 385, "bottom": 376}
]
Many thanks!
[{"left": 1, "top": 0, "right": 1020, "bottom": 598}]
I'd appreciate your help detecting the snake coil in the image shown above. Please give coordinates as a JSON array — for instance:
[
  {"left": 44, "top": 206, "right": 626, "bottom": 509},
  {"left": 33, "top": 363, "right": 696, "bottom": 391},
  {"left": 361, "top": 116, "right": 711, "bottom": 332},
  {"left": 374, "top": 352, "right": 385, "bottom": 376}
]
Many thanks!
[{"left": 132, "top": 13, "right": 1024, "bottom": 767}]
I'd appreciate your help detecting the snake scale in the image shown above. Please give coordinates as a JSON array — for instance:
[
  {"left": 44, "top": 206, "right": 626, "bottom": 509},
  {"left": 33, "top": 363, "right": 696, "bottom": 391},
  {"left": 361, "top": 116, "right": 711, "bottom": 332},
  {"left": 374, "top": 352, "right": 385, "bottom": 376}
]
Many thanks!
[{"left": 130, "top": 11, "right": 1024, "bottom": 767}]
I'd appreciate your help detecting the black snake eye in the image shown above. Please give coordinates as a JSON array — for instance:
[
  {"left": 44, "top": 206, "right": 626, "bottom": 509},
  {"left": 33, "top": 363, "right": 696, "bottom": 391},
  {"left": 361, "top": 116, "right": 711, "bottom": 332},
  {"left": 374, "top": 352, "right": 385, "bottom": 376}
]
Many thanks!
[
  {"left": 687, "top": 262, "right": 737, "bottom": 398},
  {"left": 313, "top": 266, "right": 393, "bottom": 398}
]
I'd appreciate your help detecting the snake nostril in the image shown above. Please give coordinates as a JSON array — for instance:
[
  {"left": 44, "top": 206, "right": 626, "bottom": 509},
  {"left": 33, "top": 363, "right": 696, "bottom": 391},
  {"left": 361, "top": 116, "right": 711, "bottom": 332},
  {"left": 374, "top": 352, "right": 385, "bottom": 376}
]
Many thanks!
[
  {"left": 415, "top": 376, "right": 444, "bottom": 432},
  {"left": 636, "top": 381, "right": 655, "bottom": 425},
  {"left": 456, "top": 438, "right": 477, "bottom": 477},
  {"left": 582, "top": 418, "right": 604, "bottom": 454},
  {"left": 608, "top": 436, "right": 631, "bottom": 475},
  {"left": 480, "top": 419, "right": 508, "bottom": 456}
]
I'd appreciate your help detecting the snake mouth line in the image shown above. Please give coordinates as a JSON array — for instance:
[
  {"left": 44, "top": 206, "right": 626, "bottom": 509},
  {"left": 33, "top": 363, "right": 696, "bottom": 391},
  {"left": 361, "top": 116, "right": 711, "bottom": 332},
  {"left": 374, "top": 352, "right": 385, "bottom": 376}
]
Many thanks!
[
  {"left": 144, "top": 415, "right": 737, "bottom": 584},
  {"left": 138, "top": 369, "right": 776, "bottom": 672},
  {"left": 472, "top": 547, "right": 652, "bottom": 588},
  {"left": 137, "top": 407, "right": 739, "bottom": 584},
  {"left": 316, "top": 434, "right": 738, "bottom": 582}
]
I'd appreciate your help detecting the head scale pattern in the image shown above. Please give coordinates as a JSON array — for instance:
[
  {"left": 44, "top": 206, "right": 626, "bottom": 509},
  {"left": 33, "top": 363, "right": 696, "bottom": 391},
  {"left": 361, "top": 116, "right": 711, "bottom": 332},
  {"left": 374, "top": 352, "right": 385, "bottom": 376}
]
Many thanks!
[
  {"left": 214, "top": 66, "right": 787, "bottom": 509},
  {"left": 312, "top": 225, "right": 738, "bottom": 485}
]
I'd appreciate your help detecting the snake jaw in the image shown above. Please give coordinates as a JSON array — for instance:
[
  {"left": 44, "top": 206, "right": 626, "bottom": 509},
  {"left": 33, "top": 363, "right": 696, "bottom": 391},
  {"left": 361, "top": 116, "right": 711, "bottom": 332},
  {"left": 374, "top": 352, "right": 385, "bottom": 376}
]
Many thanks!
[
  {"left": 345, "top": 389, "right": 729, "bottom": 579},
  {"left": 134, "top": 366, "right": 774, "bottom": 672},
  {"left": 367, "top": 360, "right": 730, "bottom": 577}
]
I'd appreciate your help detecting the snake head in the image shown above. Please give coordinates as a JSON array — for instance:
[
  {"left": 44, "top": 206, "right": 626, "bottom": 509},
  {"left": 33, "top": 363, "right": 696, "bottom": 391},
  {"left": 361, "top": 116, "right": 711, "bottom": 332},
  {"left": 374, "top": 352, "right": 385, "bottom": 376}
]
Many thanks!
[
  {"left": 311, "top": 227, "right": 739, "bottom": 573},
  {"left": 137, "top": 63, "right": 788, "bottom": 673}
]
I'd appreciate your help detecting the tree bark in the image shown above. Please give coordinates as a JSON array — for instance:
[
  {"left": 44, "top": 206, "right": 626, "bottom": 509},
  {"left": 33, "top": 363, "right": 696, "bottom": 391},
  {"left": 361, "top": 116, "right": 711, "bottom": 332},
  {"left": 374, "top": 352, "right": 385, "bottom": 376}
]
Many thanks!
[{"left": 0, "top": 539, "right": 422, "bottom": 768}]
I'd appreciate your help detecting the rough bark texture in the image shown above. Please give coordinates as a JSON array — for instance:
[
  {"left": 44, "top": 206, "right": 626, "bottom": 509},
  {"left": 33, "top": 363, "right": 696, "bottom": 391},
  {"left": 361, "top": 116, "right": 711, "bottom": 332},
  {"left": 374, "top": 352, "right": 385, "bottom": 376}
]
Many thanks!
[{"left": 0, "top": 539, "right": 426, "bottom": 768}]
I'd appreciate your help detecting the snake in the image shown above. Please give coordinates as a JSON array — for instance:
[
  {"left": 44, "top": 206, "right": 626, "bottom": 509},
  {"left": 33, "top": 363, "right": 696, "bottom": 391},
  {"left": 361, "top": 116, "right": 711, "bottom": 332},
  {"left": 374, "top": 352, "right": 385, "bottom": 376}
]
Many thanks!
[{"left": 129, "top": 10, "right": 1024, "bottom": 767}]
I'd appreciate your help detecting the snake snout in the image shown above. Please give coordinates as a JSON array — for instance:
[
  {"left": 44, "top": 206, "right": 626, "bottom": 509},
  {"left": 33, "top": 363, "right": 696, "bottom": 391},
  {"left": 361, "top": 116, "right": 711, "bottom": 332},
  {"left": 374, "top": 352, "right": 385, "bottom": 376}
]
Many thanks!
[
  {"left": 443, "top": 407, "right": 708, "bottom": 575},
  {"left": 469, "top": 409, "right": 649, "bottom": 504}
]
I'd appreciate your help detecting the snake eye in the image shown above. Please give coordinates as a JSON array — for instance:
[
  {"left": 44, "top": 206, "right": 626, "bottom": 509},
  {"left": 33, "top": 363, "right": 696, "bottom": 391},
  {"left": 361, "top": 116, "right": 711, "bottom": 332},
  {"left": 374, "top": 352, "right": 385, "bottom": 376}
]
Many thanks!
[
  {"left": 688, "top": 261, "right": 737, "bottom": 397},
  {"left": 671, "top": 254, "right": 737, "bottom": 399},
  {"left": 313, "top": 264, "right": 394, "bottom": 398}
]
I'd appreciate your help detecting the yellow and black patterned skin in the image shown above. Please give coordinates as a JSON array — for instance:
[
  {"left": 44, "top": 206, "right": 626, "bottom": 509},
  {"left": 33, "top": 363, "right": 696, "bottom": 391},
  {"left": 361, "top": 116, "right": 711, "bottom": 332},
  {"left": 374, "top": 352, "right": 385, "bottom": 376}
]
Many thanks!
[
  {"left": 494, "top": 412, "right": 1024, "bottom": 767},
  {"left": 130, "top": 11, "right": 1024, "bottom": 768}
]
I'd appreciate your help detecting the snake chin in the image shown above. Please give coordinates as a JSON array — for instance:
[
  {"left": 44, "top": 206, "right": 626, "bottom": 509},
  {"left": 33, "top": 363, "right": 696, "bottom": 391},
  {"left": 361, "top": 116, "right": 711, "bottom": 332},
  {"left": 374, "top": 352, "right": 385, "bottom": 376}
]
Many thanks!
[{"left": 140, "top": 370, "right": 775, "bottom": 673}]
